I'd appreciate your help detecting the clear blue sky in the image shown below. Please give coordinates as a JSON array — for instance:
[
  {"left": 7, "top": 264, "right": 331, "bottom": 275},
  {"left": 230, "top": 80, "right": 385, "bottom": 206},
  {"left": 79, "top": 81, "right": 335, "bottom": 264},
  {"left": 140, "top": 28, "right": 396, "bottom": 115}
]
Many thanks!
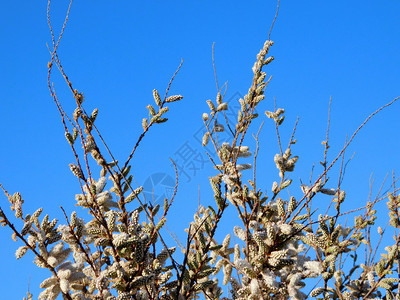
[{"left": 0, "top": 1, "right": 399, "bottom": 298}]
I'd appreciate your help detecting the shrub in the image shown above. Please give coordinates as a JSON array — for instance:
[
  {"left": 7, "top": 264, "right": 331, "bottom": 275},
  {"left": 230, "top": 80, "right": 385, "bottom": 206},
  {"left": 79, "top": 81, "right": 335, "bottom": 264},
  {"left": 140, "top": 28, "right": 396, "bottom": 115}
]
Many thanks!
[{"left": 1, "top": 1, "right": 399, "bottom": 300}]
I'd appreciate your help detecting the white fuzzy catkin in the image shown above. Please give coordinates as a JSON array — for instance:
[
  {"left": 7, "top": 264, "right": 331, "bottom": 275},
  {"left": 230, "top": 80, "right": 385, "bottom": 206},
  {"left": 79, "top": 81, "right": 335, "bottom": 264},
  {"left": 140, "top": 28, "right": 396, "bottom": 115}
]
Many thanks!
[
  {"left": 304, "top": 261, "right": 323, "bottom": 277},
  {"left": 233, "top": 226, "right": 246, "bottom": 241}
]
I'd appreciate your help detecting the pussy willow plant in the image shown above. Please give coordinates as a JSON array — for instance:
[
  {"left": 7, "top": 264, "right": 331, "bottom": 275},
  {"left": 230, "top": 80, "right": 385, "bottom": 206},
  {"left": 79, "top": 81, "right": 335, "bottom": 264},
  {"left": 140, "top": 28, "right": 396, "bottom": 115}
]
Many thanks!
[{"left": 1, "top": 1, "right": 400, "bottom": 300}]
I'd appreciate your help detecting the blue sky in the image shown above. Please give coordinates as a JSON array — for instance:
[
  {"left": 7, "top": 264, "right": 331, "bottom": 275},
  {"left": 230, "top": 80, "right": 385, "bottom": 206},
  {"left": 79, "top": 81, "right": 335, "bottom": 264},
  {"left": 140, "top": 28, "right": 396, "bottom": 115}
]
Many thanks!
[{"left": 0, "top": 1, "right": 399, "bottom": 298}]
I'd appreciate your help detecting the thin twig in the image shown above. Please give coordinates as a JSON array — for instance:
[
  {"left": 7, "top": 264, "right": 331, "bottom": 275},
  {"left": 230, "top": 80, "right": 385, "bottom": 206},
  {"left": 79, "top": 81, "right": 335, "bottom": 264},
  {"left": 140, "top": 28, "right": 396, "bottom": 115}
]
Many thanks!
[
  {"left": 212, "top": 42, "right": 219, "bottom": 92},
  {"left": 268, "top": 0, "right": 280, "bottom": 41},
  {"left": 292, "top": 97, "right": 400, "bottom": 221},
  {"left": 252, "top": 122, "right": 264, "bottom": 190}
]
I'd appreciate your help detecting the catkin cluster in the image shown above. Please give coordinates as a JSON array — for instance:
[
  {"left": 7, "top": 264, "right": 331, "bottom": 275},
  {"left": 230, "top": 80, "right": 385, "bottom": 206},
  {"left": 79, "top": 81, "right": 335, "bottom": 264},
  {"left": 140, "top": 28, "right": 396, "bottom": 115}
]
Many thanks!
[{"left": 1, "top": 16, "right": 399, "bottom": 300}]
